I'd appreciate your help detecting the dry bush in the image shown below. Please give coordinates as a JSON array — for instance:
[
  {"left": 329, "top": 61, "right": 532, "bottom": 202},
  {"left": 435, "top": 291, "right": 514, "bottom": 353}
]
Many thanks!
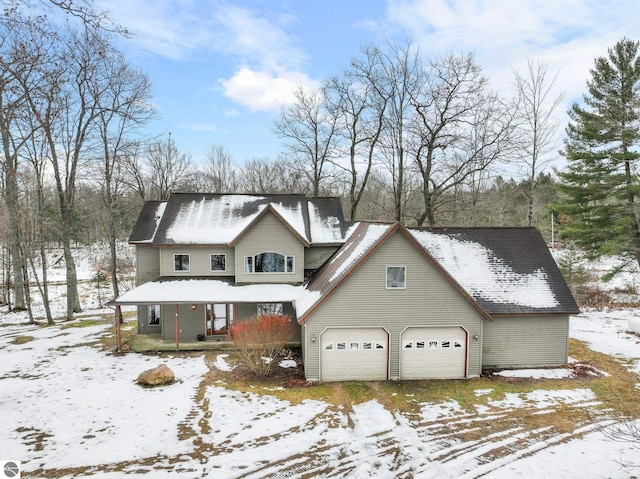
[{"left": 230, "top": 314, "right": 296, "bottom": 377}]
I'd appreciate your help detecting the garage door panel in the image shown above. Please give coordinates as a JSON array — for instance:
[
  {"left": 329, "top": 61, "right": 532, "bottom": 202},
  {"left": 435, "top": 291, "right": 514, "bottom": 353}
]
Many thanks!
[
  {"left": 321, "top": 328, "right": 388, "bottom": 381},
  {"left": 401, "top": 327, "right": 467, "bottom": 380}
]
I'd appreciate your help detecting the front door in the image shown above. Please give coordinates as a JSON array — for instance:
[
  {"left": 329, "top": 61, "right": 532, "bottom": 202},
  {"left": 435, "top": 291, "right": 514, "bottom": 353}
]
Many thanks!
[{"left": 206, "top": 304, "right": 230, "bottom": 336}]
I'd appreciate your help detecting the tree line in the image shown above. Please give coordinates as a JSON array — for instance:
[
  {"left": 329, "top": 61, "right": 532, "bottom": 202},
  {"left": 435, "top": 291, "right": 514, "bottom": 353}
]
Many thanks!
[{"left": 2, "top": 1, "right": 639, "bottom": 321}]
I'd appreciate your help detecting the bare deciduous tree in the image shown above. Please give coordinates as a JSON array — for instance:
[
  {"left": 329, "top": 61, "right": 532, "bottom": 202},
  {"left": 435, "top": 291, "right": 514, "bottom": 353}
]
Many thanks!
[
  {"left": 325, "top": 59, "right": 387, "bottom": 220},
  {"left": 274, "top": 87, "right": 339, "bottom": 196},
  {"left": 409, "top": 52, "right": 518, "bottom": 226},
  {"left": 203, "top": 144, "right": 239, "bottom": 193},
  {"left": 94, "top": 49, "right": 154, "bottom": 299},
  {"left": 513, "top": 59, "right": 564, "bottom": 225}
]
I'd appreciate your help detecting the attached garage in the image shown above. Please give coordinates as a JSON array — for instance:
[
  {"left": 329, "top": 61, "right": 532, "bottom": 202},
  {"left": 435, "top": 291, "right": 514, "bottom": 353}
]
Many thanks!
[
  {"left": 400, "top": 326, "right": 468, "bottom": 379},
  {"left": 320, "top": 327, "right": 388, "bottom": 381}
]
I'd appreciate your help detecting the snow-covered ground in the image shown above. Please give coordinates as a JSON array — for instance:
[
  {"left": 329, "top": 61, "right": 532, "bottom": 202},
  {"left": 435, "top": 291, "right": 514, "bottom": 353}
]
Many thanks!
[{"left": 1, "top": 249, "right": 639, "bottom": 478}]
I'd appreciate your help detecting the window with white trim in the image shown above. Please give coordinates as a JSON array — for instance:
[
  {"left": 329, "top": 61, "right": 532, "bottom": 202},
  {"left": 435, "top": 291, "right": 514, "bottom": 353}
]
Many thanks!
[
  {"left": 210, "top": 254, "right": 226, "bottom": 272},
  {"left": 244, "top": 252, "right": 294, "bottom": 273},
  {"left": 174, "top": 254, "right": 190, "bottom": 272},
  {"left": 386, "top": 266, "right": 406, "bottom": 289},
  {"left": 148, "top": 305, "right": 160, "bottom": 325},
  {"left": 257, "top": 303, "right": 284, "bottom": 316}
]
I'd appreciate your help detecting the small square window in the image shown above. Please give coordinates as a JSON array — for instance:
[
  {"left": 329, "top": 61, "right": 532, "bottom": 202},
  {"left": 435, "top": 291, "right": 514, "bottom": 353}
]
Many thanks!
[
  {"left": 375, "top": 341, "right": 386, "bottom": 350},
  {"left": 454, "top": 341, "right": 463, "bottom": 348},
  {"left": 336, "top": 342, "right": 346, "bottom": 350},
  {"left": 403, "top": 341, "right": 413, "bottom": 349},
  {"left": 428, "top": 340, "right": 439, "bottom": 349},
  {"left": 349, "top": 342, "right": 360, "bottom": 350},
  {"left": 324, "top": 343, "right": 334, "bottom": 350},
  {"left": 416, "top": 341, "right": 425, "bottom": 349},
  {"left": 362, "top": 342, "right": 372, "bottom": 350},
  {"left": 442, "top": 340, "right": 451, "bottom": 348},
  {"left": 386, "top": 266, "right": 406, "bottom": 289},
  {"left": 210, "top": 254, "right": 226, "bottom": 271},
  {"left": 174, "top": 254, "right": 190, "bottom": 272}
]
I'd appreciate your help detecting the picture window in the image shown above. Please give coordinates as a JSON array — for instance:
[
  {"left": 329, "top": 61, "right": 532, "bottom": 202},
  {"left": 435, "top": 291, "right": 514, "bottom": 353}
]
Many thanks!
[{"left": 244, "top": 252, "right": 294, "bottom": 273}]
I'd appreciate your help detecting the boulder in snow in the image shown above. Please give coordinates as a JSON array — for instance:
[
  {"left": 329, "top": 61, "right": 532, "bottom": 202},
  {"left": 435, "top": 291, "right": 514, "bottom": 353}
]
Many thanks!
[
  {"left": 629, "top": 317, "right": 640, "bottom": 334},
  {"left": 137, "top": 364, "right": 175, "bottom": 386}
]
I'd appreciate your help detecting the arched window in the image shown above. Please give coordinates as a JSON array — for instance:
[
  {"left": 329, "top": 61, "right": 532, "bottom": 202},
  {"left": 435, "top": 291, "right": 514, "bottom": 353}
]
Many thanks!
[{"left": 245, "top": 252, "right": 294, "bottom": 273}]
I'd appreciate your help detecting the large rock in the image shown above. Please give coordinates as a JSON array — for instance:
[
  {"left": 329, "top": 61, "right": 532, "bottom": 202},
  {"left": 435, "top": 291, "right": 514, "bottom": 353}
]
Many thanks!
[
  {"left": 137, "top": 364, "right": 175, "bottom": 386},
  {"left": 629, "top": 317, "right": 640, "bottom": 334}
]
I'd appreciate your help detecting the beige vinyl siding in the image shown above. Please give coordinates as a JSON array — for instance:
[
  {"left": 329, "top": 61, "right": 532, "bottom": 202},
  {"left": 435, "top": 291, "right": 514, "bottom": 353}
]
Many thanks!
[
  {"left": 303, "top": 231, "right": 485, "bottom": 381},
  {"left": 235, "top": 212, "right": 304, "bottom": 284},
  {"left": 482, "top": 315, "right": 568, "bottom": 369},
  {"left": 304, "top": 246, "right": 339, "bottom": 269},
  {"left": 159, "top": 246, "right": 235, "bottom": 276},
  {"left": 136, "top": 245, "right": 160, "bottom": 285}
]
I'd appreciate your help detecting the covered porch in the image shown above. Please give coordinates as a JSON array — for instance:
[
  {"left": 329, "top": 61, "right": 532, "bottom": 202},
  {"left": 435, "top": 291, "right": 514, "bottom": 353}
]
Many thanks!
[{"left": 109, "top": 277, "right": 311, "bottom": 352}]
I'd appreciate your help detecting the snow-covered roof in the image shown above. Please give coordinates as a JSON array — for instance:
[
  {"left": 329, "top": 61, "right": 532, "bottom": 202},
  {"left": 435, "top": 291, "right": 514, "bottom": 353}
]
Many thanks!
[
  {"left": 128, "top": 201, "right": 167, "bottom": 244},
  {"left": 142, "top": 193, "right": 347, "bottom": 246},
  {"left": 113, "top": 277, "right": 307, "bottom": 305},
  {"left": 408, "top": 227, "right": 578, "bottom": 315},
  {"left": 298, "top": 223, "right": 578, "bottom": 319}
]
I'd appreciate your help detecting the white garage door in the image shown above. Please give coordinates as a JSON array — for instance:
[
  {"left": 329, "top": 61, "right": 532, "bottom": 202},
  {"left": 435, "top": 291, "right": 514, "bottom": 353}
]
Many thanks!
[
  {"left": 321, "top": 328, "right": 388, "bottom": 381},
  {"left": 401, "top": 327, "right": 467, "bottom": 379}
]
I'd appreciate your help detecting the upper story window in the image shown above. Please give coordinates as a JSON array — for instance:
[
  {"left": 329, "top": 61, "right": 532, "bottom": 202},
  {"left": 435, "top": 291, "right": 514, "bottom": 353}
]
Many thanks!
[
  {"left": 210, "top": 254, "right": 226, "bottom": 272},
  {"left": 245, "top": 252, "right": 294, "bottom": 273},
  {"left": 386, "top": 265, "right": 406, "bottom": 289},
  {"left": 174, "top": 254, "right": 190, "bottom": 272}
]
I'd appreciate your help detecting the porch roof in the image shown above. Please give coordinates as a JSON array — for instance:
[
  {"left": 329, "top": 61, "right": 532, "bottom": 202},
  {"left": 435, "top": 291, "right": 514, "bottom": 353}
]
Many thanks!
[{"left": 109, "top": 277, "right": 312, "bottom": 306}]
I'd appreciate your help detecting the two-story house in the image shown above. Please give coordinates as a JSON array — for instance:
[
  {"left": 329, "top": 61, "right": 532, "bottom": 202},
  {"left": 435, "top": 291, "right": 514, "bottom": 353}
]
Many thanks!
[{"left": 113, "top": 192, "right": 579, "bottom": 382}]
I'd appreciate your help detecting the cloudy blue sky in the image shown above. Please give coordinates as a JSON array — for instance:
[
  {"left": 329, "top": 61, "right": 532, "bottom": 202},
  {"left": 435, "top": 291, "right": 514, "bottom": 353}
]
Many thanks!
[{"left": 97, "top": 0, "right": 639, "bottom": 166}]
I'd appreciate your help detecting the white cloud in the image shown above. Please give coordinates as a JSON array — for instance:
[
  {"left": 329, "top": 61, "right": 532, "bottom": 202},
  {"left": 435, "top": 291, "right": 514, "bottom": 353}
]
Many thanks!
[
  {"left": 99, "top": 1, "right": 317, "bottom": 112},
  {"left": 384, "top": 0, "right": 638, "bottom": 99},
  {"left": 220, "top": 68, "right": 319, "bottom": 111}
]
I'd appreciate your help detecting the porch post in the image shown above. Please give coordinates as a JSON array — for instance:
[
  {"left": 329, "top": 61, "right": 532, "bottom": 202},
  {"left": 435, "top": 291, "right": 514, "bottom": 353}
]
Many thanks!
[
  {"left": 175, "top": 304, "right": 180, "bottom": 349},
  {"left": 115, "top": 305, "right": 122, "bottom": 352}
]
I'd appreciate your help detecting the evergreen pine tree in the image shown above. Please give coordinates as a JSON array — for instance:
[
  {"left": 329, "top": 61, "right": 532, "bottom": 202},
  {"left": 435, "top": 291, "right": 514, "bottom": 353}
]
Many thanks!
[{"left": 557, "top": 38, "right": 640, "bottom": 267}]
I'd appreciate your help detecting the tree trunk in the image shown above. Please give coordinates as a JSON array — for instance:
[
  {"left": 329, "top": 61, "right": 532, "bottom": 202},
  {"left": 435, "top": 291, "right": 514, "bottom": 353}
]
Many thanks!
[{"left": 59, "top": 201, "right": 81, "bottom": 319}]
